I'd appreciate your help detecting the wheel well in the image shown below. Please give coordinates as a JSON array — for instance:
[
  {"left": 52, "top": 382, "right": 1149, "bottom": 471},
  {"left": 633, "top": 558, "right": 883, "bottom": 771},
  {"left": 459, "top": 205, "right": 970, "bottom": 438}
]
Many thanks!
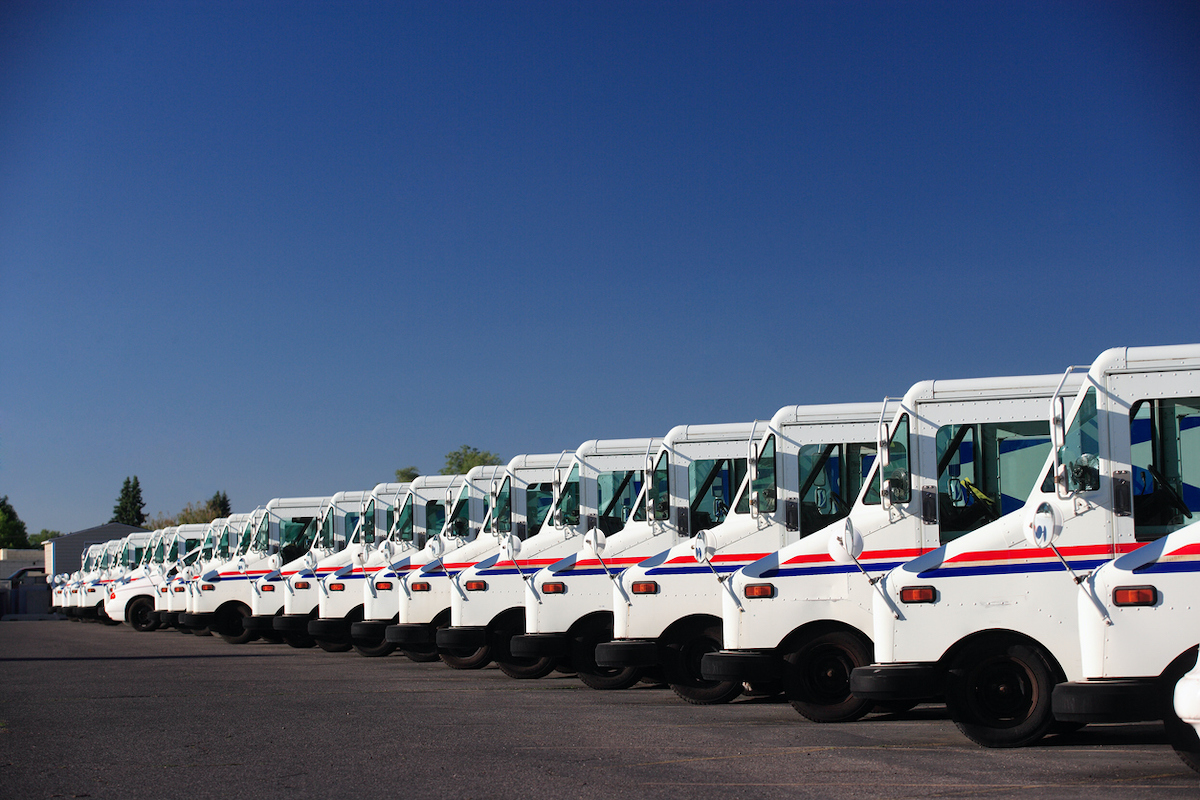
[
  {"left": 776, "top": 620, "right": 872, "bottom": 658},
  {"left": 660, "top": 614, "right": 722, "bottom": 645},
  {"left": 566, "top": 610, "right": 613, "bottom": 640},
  {"left": 938, "top": 629, "right": 1068, "bottom": 683},
  {"left": 488, "top": 606, "right": 524, "bottom": 632},
  {"left": 430, "top": 608, "right": 452, "bottom": 628}
]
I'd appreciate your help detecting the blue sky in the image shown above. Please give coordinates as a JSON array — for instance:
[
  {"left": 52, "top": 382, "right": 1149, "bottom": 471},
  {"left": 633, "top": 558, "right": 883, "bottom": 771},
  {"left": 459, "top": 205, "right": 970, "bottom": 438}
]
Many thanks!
[{"left": 2, "top": 1, "right": 1197, "bottom": 535}]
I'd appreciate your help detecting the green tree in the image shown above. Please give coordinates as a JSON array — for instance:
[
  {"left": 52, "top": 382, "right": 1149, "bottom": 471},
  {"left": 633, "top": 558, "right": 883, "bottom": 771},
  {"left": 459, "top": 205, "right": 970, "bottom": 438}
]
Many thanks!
[
  {"left": 395, "top": 466, "right": 420, "bottom": 482},
  {"left": 207, "top": 491, "right": 231, "bottom": 517},
  {"left": 110, "top": 476, "right": 147, "bottom": 527},
  {"left": 0, "top": 496, "right": 31, "bottom": 548},
  {"left": 30, "top": 529, "right": 63, "bottom": 546},
  {"left": 440, "top": 445, "right": 503, "bottom": 476}
]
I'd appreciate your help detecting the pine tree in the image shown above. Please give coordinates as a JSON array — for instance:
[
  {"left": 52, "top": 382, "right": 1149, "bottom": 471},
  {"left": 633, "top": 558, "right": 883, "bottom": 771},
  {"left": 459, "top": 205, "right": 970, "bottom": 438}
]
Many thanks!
[
  {"left": 0, "top": 495, "right": 31, "bottom": 548},
  {"left": 208, "top": 490, "right": 231, "bottom": 517},
  {"left": 111, "top": 476, "right": 147, "bottom": 527}
]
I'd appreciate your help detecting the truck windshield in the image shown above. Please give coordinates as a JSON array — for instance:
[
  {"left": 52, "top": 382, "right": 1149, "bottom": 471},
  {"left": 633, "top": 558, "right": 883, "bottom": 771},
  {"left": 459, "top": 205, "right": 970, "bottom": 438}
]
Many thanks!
[
  {"left": 216, "top": 525, "right": 232, "bottom": 560},
  {"left": 391, "top": 496, "right": 414, "bottom": 541},
  {"left": 492, "top": 478, "right": 513, "bottom": 533},
  {"left": 649, "top": 451, "right": 670, "bottom": 521},
  {"left": 937, "top": 420, "right": 1051, "bottom": 543},
  {"left": 236, "top": 519, "right": 255, "bottom": 556},
  {"left": 598, "top": 469, "right": 642, "bottom": 534},
  {"left": 753, "top": 435, "right": 778, "bottom": 515},
  {"left": 251, "top": 514, "right": 271, "bottom": 554},
  {"left": 864, "top": 414, "right": 912, "bottom": 505},
  {"left": 280, "top": 517, "right": 317, "bottom": 564},
  {"left": 362, "top": 500, "right": 376, "bottom": 544},
  {"left": 315, "top": 509, "right": 336, "bottom": 550},
  {"left": 551, "top": 466, "right": 580, "bottom": 529},
  {"left": 445, "top": 486, "right": 471, "bottom": 539}
]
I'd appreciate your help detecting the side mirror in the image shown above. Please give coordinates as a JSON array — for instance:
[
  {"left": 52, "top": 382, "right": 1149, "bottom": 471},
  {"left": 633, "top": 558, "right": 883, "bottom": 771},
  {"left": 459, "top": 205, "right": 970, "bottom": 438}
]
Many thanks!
[
  {"left": 428, "top": 537, "right": 445, "bottom": 558},
  {"left": 380, "top": 541, "right": 394, "bottom": 561},
  {"left": 750, "top": 491, "right": 760, "bottom": 519},
  {"left": 828, "top": 519, "right": 864, "bottom": 565},
  {"left": 236, "top": 558, "right": 248, "bottom": 573},
  {"left": 693, "top": 530, "right": 715, "bottom": 565},
  {"left": 269, "top": 554, "right": 283, "bottom": 571},
  {"left": 1024, "top": 502, "right": 1061, "bottom": 549},
  {"left": 505, "top": 534, "right": 522, "bottom": 562},
  {"left": 584, "top": 529, "right": 606, "bottom": 556}
]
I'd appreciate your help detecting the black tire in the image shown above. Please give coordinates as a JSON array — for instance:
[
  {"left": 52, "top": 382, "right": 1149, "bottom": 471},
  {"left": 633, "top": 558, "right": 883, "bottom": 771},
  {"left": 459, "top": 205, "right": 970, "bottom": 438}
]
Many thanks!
[
  {"left": 315, "top": 638, "right": 353, "bottom": 653},
  {"left": 663, "top": 624, "right": 742, "bottom": 705},
  {"left": 260, "top": 630, "right": 284, "bottom": 644},
  {"left": 782, "top": 630, "right": 875, "bottom": 723},
  {"left": 946, "top": 639, "right": 1056, "bottom": 748},
  {"left": 217, "top": 606, "right": 257, "bottom": 645},
  {"left": 128, "top": 598, "right": 158, "bottom": 632},
  {"left": 439, "top": 645, "right": 492, "bottom": 669},
  {"left": 492, "top": 614, "right": 555, "bottom": 680},
  {"left": 400, "top": 643, "right": 442, "bottom": 663},
  {"left": 282, "top": 631, "right": 315, "bottom": 648},
  {"left": 572, "top": 621, "right": 645, "bottom": 691},
  {"left": 352, "top": 639, "right": 397, "bottom": 657}
]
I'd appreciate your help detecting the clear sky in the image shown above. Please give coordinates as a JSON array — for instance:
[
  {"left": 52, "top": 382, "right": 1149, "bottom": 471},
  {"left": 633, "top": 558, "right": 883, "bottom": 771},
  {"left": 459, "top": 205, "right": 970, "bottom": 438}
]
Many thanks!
[{"left": 2, "top": 1, "right": 1197, "bottom": 535}]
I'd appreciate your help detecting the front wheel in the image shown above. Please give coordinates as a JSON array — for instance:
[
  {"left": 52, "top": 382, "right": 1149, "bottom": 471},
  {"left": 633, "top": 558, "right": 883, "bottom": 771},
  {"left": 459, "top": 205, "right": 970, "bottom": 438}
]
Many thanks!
[
  {"left": 128, "top": 598, "right": 158, "bottom": 632},
  {"left": 217, "top": 606, "right": 257, "bottom": 645},
  {"left": 946, "top": 640, "right": 1056, "bottom": 748},
  {"left": 352, "top": 639, "right": 397, "bottom": 658},
  {"left": 663, "top": 624, "right": 742, "bottom": 705},
  {"left": 782, "top": 630, "right": 875, "bottom": 723},
  {"left": 572, "top": 622, "right": 644, "bottom": 691}
]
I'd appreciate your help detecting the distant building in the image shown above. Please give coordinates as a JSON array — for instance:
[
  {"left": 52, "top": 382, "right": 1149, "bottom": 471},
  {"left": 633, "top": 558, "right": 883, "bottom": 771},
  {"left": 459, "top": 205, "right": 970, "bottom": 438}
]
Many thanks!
[{"left": 42, "top": 523, "right": 149, "bottom": 577}]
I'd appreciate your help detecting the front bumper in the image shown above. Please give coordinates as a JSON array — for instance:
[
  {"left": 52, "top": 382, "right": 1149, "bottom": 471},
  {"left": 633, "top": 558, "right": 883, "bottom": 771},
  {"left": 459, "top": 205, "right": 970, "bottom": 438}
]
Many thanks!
[
  {"left": 436, "top": 626, "right": 488, "bottom": 650},
  {"left": 243, "top": 614, "right": 278, "bottom": 632},
  {"left": 386, "top": 622, "right": 433, "bottom": 644},
  {"left": 510, "top": 633, "right": 571, "bottom": 659},
  {"left": 1052, "top": 679, "right": 1162, "bottom": 723},
  {"left": 178, "top": 612, "right": 214, "bottom": 629},
  {"left": 351, "top": 620, "right": 392, "bottom": 640},
  {"left": 700, "top": 650, "right": 783, "bottom": 683},
  {"left": 308, "top": 618, "right": 351, "bottom": 642},
  {"left": 272, "top": 614, "right": 312, "bottom": 633},
  {"left": 849, "top": 663, "right": 943, "bottom": 701},
  {"left": 594, "top": 639, "right": 659, "bottom": 668}
]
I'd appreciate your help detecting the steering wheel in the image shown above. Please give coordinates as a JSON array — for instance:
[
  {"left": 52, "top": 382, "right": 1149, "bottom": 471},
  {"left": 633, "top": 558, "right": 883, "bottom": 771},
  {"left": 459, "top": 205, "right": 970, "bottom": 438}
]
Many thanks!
[
  {"left": 959, "top": 478, "right": 1001, "bottom": 521},
  {"left": 1146, "top": 465, "right": 1193, "bottom": 519}
]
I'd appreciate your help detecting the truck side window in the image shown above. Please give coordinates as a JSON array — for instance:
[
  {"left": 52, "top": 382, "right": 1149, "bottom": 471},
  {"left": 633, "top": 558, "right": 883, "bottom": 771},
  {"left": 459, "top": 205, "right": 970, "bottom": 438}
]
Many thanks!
[
  {"left": 552, "top": 466, "right": 581, "bottom": 530},
  {"left": 1130, "top": 396, "right": 1200, "bottom": 541},
  {"left": 690, "top": 458, "right": 747, "bottom": 532},
  {"left": 527, "top": 481, "right": 556, "bottom": 537},
  {"left": 936, "top": 420, "right": 1052, "bottom": 543}
]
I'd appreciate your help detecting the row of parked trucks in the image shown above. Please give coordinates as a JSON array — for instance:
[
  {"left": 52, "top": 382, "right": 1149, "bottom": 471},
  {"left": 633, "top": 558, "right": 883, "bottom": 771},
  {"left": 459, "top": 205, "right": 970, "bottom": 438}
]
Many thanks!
[{"left": 51, "top": 344, "right": 1200, "bottom": 772}]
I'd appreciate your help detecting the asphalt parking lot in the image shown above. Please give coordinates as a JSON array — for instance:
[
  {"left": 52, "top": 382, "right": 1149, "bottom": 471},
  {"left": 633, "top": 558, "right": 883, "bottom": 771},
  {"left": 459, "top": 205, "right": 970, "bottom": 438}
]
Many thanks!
[{"left": 1, "top": 620, "right": 1196, "bottom": 800}]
